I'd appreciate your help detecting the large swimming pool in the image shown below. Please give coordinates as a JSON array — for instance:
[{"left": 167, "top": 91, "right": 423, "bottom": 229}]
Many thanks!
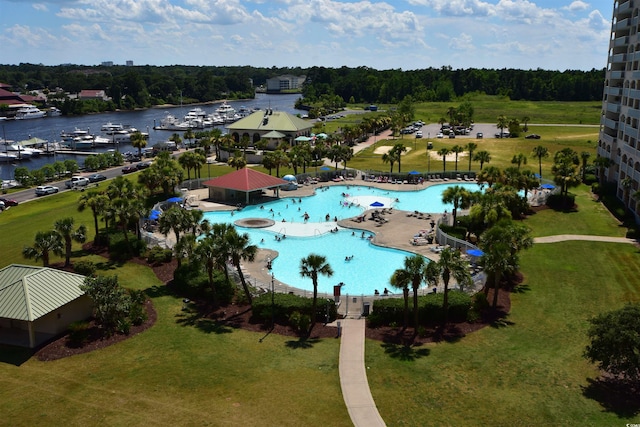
[{"left": 203, "top": 182, "right": 481, "bottom": 295}]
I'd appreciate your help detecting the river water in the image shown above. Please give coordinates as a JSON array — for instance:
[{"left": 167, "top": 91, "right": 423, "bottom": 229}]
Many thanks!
[{"left": 0, "top": 93, "right": 303, "bottom": 180}]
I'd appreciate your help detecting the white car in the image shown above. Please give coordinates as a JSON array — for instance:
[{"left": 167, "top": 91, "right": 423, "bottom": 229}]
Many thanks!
[
  {"left": 415, "top": 131, "right": 423, "bottom": 138},
  {"left": 436, "top": 132, "right": 444, "bottom": 138},
  {"left": 35, "top": 185, "right": 59, "bottom": 196}
]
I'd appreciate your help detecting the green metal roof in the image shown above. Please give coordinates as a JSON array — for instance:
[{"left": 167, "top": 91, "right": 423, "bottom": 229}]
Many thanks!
[
  {"left": 227, "top": 110, "right": 313, "bottom": 133},
  {"left": 0, "top": 264, "right": 87, "bottom": 321}
]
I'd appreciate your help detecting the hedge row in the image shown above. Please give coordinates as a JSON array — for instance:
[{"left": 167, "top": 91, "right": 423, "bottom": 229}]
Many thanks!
[
  {"left": 367, "top": 290, "right": 472, "bottom": 327},
  {"left": 252, "top": 293, "right": 338, "bottom": 326}
]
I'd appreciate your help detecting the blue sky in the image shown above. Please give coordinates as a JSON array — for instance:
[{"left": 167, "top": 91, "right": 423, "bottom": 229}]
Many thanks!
[{"left": 0, "top": 0, "right": 613, "bottom": 70}]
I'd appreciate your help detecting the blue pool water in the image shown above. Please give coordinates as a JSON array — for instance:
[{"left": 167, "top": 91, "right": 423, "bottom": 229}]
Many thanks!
[{"left": 203, "top": 182, "right": 481, "bottom": 295}]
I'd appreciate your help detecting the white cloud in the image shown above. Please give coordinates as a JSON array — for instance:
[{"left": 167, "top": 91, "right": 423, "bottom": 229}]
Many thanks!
[
  {"left": 565, "top": 1, "right": 590, "bottom": 13},
  {"left": 408, "top": 0, "right": 494, "bottom": 17}
]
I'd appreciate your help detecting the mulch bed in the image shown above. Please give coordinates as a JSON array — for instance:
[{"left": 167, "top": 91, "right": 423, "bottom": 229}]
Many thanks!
[{"left": 35, "top": 242, "right": 513, "bottom": 360}]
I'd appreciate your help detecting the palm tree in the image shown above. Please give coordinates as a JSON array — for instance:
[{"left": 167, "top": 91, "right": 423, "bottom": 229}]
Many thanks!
[
  {"left": 621, "top": 176, "right": 633, "bottom": 207},
  {"left": 300, "top": 254, "right": 334, "bottom": 334},
  {"left": 466, "top": 142, "right": 478, "bottom": 172},
  {"left": 401, "top": 254, "right": 427, "bottom": 332},
  {"left": 580, "top": 151, "right": 591, "bottom": 182},
  {"left": 552, "top": 148, "right": 580, "bottom": 196},
  {"left": 130, "top": 131, "right": 147, "bottom": 158},
  {"left": 226, "top": 227, "right": 258, "bottom": 306},
  {"left": 158, "top": 206, "right": 190, "bottom": 266},
  {"left": 228, "top": 150, "right": 247, "bottom": 170},
  {"left": 477, "top": 165, "right": 503, "bottom": 188},
  {"left": 451, "top": 145, "right": 464, "bottom": 172},
  {"left": 511, "top": 153, "right": 527, "bottom": 170},
  {"left": 437, "top": 248, "right": 471, "bottom": 324},
  {"left": 390, "top": 143, "right": 407, "bottom": 173},
  {"left": 480, "top": 240, "right": 512, "bottom": 308},
  {"left": 389, "top": 268, "right": 411, "bottom": 330},
  {"left": 531, "top": 145, "right": 549, "bottom": 178},
  {"left": 593, "top": 155, "right": 612, "bottom": 184},
  {"left": 382, "top": 151, "right": 396, "bottom": 174},
  {"left": 54, "top": 217, "right": 87, "bottom": 267},
  {"left": 22, "top": 230, "right": 63, "bottom": 267},
  {"left": 441, "top": 185, "right": 472, "bottom": 225},
  {"left": 496, "top": 115, "right": 508, "bottom": 137},
  {"left": 194, "top": 233, "right": 222, "bottom": 307},
  {"left": 437, "top": 148, "right": 451, "bottom": 174},
  {"left": 522, "top": 116, "right": 530, "bottom": 132},
  {"left": 473, "top": 150, "right": 491, "bottom": 170},
  {"left": 78, "top": 190, "right": 109, "bottom": 239}
]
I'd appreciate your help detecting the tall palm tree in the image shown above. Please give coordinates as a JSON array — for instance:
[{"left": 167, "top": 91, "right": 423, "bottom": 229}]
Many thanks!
[
  {"left": 54, "top": 217, "right": 87, "bottom": 267},
  {"left": 130, "top": 131, "right": 147, "bottom": 158},
  {"left": 390, "top": 143, "right": 407, "bottom": 173},
  {"left": 437, "top": 148, "right": 451, "bottom": 174},
  {"left": 477, "top": 165, "right": 503, "bottom": 188},
  {"left": 451, "top": 145, "right": 464, "bottom": 172},
  {"left": 382, "top": 151, "right": 396, "bottom": 173},
  {"left": 22, "top": 230, "right": 63, "bottom": 267},
  {"left": 480, "top": 240, "right": 512, "bottom": 308},
  {"left": 389, "top": 268, "right": 411, "bottom": 330},
  {"left": 496, "top": 115, "right": 508, "bottom": 137},
  {"left": 593, "top": 155, "right": 612, "bottom": 184},
  {"left": 511, "top": 153, "right": 527, "bottom": 170},
  {"left": 473, "top": 150, "right": 491, "bottom": 170},
  {"left": 441, "top": 185, "right": 472, "bottom": 225},
  {"left": 466, "top": 142, "right": 478, "bottom": 172},
  {"left": 437, "top": 248, "right": 471, "bottom": 325},
  {"left": 300, "top": 254, "right": 334, "bottom": 334},
  {"left": 78, "top": 189, "right": 109, "bottom": 239},
  {"left": 194, "top": 233, "right": 222, "bottom": 307},
  {"left": 401, "top": 255, "right": 427, "bottom": 331},
  {"left": 158, "top": 206, "right": 190, "bottom": 266},
  {"left": 522, "top": 116, "right": 530, "bottom": 132},
  {"left": 580, "top": 151, "right": 591, "bottom": 182},
  {"left": 226, "top": 227, "right": 258, "bottom": 306},
  {"left": 531, "top": 145, "right": 549, "bottom": 179}
]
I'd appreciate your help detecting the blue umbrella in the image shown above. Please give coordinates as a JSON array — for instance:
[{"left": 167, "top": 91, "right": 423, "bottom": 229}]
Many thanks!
[
  {"left": 370, "top": 201, "right": 384, "bottom": 207},
  {"left": 320, "top": 166, "right": 331, "bottom": 171},
  {"left": 467, "top": 249, "right": 484, "bottom": 257},
  {"left": 408, "top": 170, "right": 420, "bottom": 175},
  {"left": 149, "top": 210, "right": 161, "bottom": 220},
  {"left": 534, "top": 173, "right": 541, "bottom": 178},
  {"left": 166, "top": 196, "right": 183, "bottom": 203},
  {"left": 541, "top": 184, "right": 555, "bottom": 189}
]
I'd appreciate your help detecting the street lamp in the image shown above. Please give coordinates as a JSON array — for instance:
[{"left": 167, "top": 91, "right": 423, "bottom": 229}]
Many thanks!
[{"left": 267, "top": 258, "right": 275, "bottom": 328}]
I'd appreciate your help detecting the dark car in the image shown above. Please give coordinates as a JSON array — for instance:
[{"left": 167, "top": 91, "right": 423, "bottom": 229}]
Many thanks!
[
  {"left": 88, "top": 173, "right": 107, "bottom": 183},
  {"left": 122, "top": 165, "right": 137, "bottom": 174},
  {"left": 136, "top": 161, "right": 152, "bottom": 170},
  {"left": 525, "top": 134, "right": 541, "bottom": 139},
  {"left": 0, "top": 197, "right": 18, "bottom": 206}
]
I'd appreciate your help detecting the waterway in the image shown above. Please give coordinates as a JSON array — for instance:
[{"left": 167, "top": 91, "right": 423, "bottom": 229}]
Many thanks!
[{"left": 0, "top": 93, "right": 303, "bottom": 180}]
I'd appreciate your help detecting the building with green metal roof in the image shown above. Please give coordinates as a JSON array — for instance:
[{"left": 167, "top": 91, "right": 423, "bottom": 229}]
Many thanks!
[
  {"left": 226, "top": 109, "right": 313, "bottom": 147},
  {"left": 0, "top": 264, "right": 92, "bottom": 348}
]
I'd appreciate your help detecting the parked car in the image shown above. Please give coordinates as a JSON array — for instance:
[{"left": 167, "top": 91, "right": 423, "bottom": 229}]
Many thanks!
[
  {"left": 88, "top": 173, "right": 107, "bottom": 183},
  {"left": 64, "top": 176, "right": 90, "bottom": 189},
  {"left": 449, "top": 133, "right": 456, "bottom": 139},
  {"left": 35, "top": 185, "right": 59, "bottom": 196},
  {"left": 476, "top": 132, "right": 483, "bottom": 139},
  {"left": 415, "top": 131, "right": 423, "bottom": 138},
  {"left": 436, "top": 132, "right": 444, "bottom": 138},
  {"left": 525, "top": 134, "right": 541, "bottom": 139},
  {"left": 0, "top": 197, "right": 18, "bottom": 206},
  {"left": 122, "top": 165, "right": 137, "bottom": 174}
]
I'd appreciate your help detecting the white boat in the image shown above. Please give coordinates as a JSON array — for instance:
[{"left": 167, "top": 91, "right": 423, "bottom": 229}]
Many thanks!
[
  {"left": 0, "top": 152, "right": 18, "bottom": 163},
  {"left": 154, "top": 113, "right": 191, "bottom": 131},
  {"left": 3, "top": 143, "right": 34, "bottom": 159},
  {"left": 14, "top": 106, "right": 46, "bottom": 120},
  {"left": 61, "top": 128, "right": 90, "bottom": 140},
  {"left": 101, "top": 122, "right": 124, "bottom": 133},
  {"left": 47, "top": 107, "right": 62, "bottom": 117},
  {"left": 184, "top": 107, "right": 207, "bottom": 121},
  {"left": 216, "top": 101, "right": 235, "bottom": 116},
  {"left": 208, "top": 113, "right": 225, "bottom": 125}
]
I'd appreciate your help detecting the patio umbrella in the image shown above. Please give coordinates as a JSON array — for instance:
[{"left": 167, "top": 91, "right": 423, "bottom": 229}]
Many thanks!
[
  {"left": 316, "top": 133, "right": 328, "bottom": 139},
  {"left": 534, "top": 173, "right": 541, "bottom": 178},
  {"left": 149, "top": 210, "right": 161, "bottom": 220},
  {"left": 294, "top": 136, "right": 311, "bottom": 142},
  {"left": 166, "top": 196, "right": 183, "bottom": 203},
  {"left": 320, "top": 166, "right": 331, "bottom": 171},
  {"left": 370, "top": 201, "right": 384, "bottom": 207},
  {"left": 408, "top": 170, "right": 420, "bottom": 175},
  {"left": 541, "top": 184, "right": 555, "bottom": 189},
  {"left": 467, "top": 249, "right": 484, "bottom": 257}
]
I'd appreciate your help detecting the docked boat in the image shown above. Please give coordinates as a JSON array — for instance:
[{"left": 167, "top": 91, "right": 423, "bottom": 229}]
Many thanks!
[
  {"left": 154, "top": 113, "right": 191, "bottom": 131},
  {"left": 216, "top": 101, "right": 235, "bottom": 116},
  {"left": 101, "top": 122, "right": 124, "bottom": 133},
  {"left": 14, "top": 106, "right": 46, "bottom": 120},
  {"left": 0, "top": 152, "right": 18, "bottom": 163},
  {"left": 2, "top": 143, "right": 39, "bottom": 159},
  {"left": 47, "top": 107, "right": 62, "bottom": 117}
]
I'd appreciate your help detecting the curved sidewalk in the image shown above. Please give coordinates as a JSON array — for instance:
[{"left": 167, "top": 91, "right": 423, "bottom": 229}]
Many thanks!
[
  {"left": 533, "top": 234, "right": 638, "bottom": 244},
  {"left": 339, "top": 317, "right": 386, "bottom": 427}
]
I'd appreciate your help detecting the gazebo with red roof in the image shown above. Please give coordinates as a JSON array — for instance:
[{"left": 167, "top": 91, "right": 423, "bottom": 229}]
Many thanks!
[{"left": 202, "top": 168, "right": 289, "bottom": 204}]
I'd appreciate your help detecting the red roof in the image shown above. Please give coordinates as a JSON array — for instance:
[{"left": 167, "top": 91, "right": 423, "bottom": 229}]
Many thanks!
[{"left": 203, "top": 168, "right": 288, "bottom": 191}]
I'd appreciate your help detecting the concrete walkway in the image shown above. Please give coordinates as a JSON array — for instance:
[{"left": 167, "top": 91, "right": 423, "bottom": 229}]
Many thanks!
[
  {"left": 339, "top": 317, "right": 386, "bottom": 427},
  {"left": 533, "top": 234, "right": 638, "bottom": 245}
]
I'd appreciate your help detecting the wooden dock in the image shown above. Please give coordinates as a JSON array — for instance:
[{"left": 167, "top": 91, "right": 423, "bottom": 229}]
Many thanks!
[{"left": 54, "top": 149, "right": 96, "bottom": 156}]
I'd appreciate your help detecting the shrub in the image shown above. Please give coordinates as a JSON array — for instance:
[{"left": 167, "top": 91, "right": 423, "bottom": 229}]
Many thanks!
[
  {"left": 546, "top": 193, "right": 576, "bottom": 210},
  {"left": 128, "top": 289, "right": 148, "bottom": 326},
  {"left": 146, "top": 246, "right": 172, "bottom": 264},
  {"left": 74, "top": 260, "right": 96, "bottom": 277},
  {"left": 67, "top": 321, "right": 90, "bottom": 347},
  {"left": 289, "top": 311, "right": 311, "bottom": 333}
]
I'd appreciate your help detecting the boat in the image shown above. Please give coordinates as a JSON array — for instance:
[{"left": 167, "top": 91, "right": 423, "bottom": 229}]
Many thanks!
[
  {"left": 101, "top": 122, "right": 124, "bottom": 133},
  {"left": 184, "top": 107, "right": 207, "bottom": 122},
  {"left": 47, "top": 107, "right": 62, "bottom": 117},
  {"left": 14, "top": 106, "right": 46, "bottom": 120},
  {"left": 208, "top": 113, "right": 225, "bottom": 126},
  {"left": 216, "top": 101, "right": 235, "bottom": 116},
  {"left": 153, "top": 113, "right": 191, "bottom": 131},
  {"left": 0, "top": 152, "right": 18, "bottom": 163},
  {"left": 2, "top": 143, "right": 37, "bottom": 159}
]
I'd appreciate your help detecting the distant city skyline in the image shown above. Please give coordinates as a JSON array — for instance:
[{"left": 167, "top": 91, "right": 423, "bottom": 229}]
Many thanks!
[{"left": 0, "top": 0, "right": 613, "bottom": 71}]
